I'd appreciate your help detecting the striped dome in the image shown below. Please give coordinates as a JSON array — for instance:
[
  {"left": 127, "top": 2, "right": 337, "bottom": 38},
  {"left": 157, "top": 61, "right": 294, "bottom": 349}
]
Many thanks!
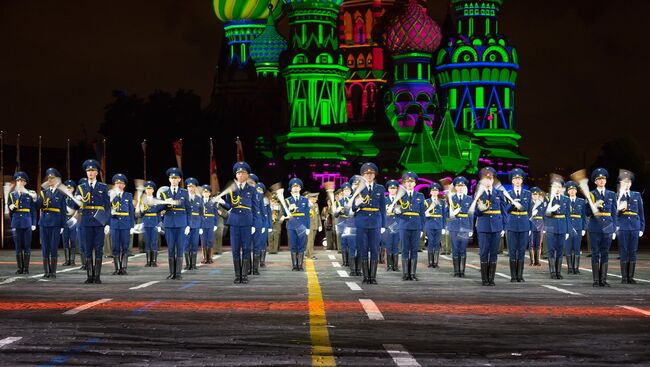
[
  {"left": 384, "top": 0, "right": 442, "bottom": 54},
  {"left": 213, "top": 0, "right": 282, "bottom": 22},
  {"left": 282, "top": 0, "right": 343, "bottom": 5},
  {"left": 250, "top": 18, "right": 288, "bottom": 64}
]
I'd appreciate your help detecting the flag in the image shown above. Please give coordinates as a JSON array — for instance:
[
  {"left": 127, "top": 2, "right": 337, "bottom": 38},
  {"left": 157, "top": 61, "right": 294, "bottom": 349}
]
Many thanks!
[
  {"left": 173, "top": 139, "right": 183, "bottom": 169},
  {"left": 235, "top": 136, "right": 244, "bottom": 162},
  {"left": 210, "top": 138, "right": 220, "bottom": 194}
]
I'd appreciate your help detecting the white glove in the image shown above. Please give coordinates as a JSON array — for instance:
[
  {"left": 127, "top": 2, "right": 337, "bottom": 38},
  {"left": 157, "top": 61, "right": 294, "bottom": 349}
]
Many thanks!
[
  {"left": 288, "top": 204, "right": 297, "bottom": 211},
  {"left": 199, "top": 229, "right": 204, "bottom": 235},
  {"left": 156, "top": 226, "right": 163, "bottom": 234},
  {"left": 565, "top": 233, "right": 569, "bottom": 240},
  {"left": 318, "top": 226, "right": 322, "bottom": 232},
  {"left": 451, "top": 207, "right": 461, "bottom": 217},
  {"left": 251, "top": 227, "right": 256, "bottom": 235},
  {"left": 268, "top": 228, "right": 273, "bottom": 233},
  {"left": 216, "top": 198, "right": 225, "bottom": 205},
  {"left": 31, "top": 225, "right": 36, "bottom": 231},
  {"left": 441, "top": 229, "right": 447, "bottom": 235},
  {"left": 381, "top": 228, "right": 386, "bottom": 234},
  {"left": 640, "top": 231, "right": 643, "bottom": 237},
  {"left": 28, "top": 191, "right": 38, "bottom": 200},
  {"left": 305, "top": 229, "right": 310, "bottom": 236},
  {"left": 500, "top": 230, "right": 505, "bottom": 238},
  {"left": 612, "top": 232, "right": 616, "bottom": 240},
  {"left": 261, "top": 227, "right": 266, "bottom": 234},
  {"left": 617, "top": 201, "right": 627, "bottom": 211},
  {"left": 394, "top": 207, "right": 402, "bottom": 214},
  {"left": 548, "top": 204, "right": 560, "bottom": 213},
  {"left": 60, "top": 228, "right": 64, "bottom": 235},
  {"left": 74, "top": 195, "right": 83, "bottom": 202},
  {"left": 531, "top": 209, "right": 538, "bottom": 217},
  {"left": 184, "top": 226, "right": 190, "bottom": 236},
  {"left": 8, "top": 204, "right": 16, "bottom": 211},
  {"left": 543, "top": 230, "right": 546, "bottom": 234},
  {"left": 354, "top": 197, "right": 363, "bottom": 207},
  {"left": 420, "top": 231, "right": 424, "bottom": 238},
  {"left": 468, "top": 231, "right": 473, "bottom": 238},
  {"left": 129, "top": 228, "right": 136, "bottom": 235},
  {"left": 529, "top": 231, "right": 531, "bottom": 237},
  {"left": 513, "top": 201, "right": 523, "bottom": 210},
  {"left": 213, "top": 226, "right": 217, "bottom": 231},
  {"left": 581, "top": 230, "right": 586, "bottom": 237},
  {"left": 104, "top": 225, "right": 110, "bottom": 234},
  {"left": 477, "top": 202, "right": 488, "bottom": 212}
]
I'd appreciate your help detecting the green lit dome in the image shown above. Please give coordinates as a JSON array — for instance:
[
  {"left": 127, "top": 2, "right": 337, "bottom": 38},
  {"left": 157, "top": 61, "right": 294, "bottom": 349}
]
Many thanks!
[
  {"left": 213, "top": 0, "right": 282, "bottom": 22},
  {"left": 250, "top": 18, "right": 288, "bottom": 65}
]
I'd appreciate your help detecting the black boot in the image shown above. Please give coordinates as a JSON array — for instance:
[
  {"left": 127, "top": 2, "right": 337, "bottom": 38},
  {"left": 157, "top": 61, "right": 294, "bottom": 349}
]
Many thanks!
[
  {"left": 452, "top": 257, "right": 460, "bottom": 277},
  {"left": 509, "top": 260, "right": 517, "bottom": 282},
  {"left": 386, "top": 252, "right": 393, "bottom": 271},
  {"left": 355, "top": 256, "right": 362, "bottom": 276},
  {"left": 349, "top": 256, "right": 357, "bottom": 276},
  {"left": 151, "top": 251, "right": 158, "bottom": 267},
  {"left": 566, "top": 255, "right": 573, "bottom": 274},
  {"left": 167, "top": 256, "right": 175, "bottom": 279},
  {"left": 488, "top": 262, "right": 497, "bottom": 286},
  {"left": 23, "top": 253, "right": 30, "bottom": 274},
  {"left": 121, "top": 253, "right": 128, "bottom": 275},
  {"left": 49, "top": 257, "right": 57, "bottom": 278},
  {"left": 361, "top": 260, "right": 370, "bottom": 284},
  {"left": 620, "top": 261, "right": 628, "bottom": 284},
  {"left": 379, "top": 248, "right": 386, "bottom": 265},
  {"left": 94, "top": 259, "right": 102, "bottom": 284},
  {"left": 534, "top": 249, "right": 541, "bottom": 266},
  {"left": 145, "top": 251, "right": 151, "bottom": 267},
  {"left": 260, "top": 250, "right": 266, "bottom": 267},
  {"left": 460, "top": 256, "right": 466, "bottom": 277},
  {"left": 549, "top": 256, "right": 557, "bottom": 279},
  {"left": 298, "top": 252, "right": 304, "bottom": 271},
  {"left": 591, "top": 262, "right": 599, "bottom": 287},
  {"left": 112, "top": 257, "right": 120, "bottom": 275},
  {"left": 42, "top": 258, "right": 51, "bottom": 278},
  {"left": 599, "top": 262, "right": 609, "bottom": 287},
  {"left": 85, "top": 258, "right": 94, "bottom": 283},
  {"left": 410, "top": 259, "right": 419, "bottom": 281},
  {"left": 517, "top": 259, "right": 525, "bottom": 282},
  {"left": 370, "top": 260, "right": 378, "bottom": 284},
  {"left": 555, "top": 256, "right": 563, "bottom": 279},
  {"left": 233, "top": 258, "right": 242, "bottom": 283},
  {"left": 70, "top": 247, "right": 76, "bottom": 266},
  {"left": 433, "top": 250, "right": 440, "bottom": 268},
  {"left": 480, "top": 262, "right": 489, "bottom": 286},
  {"left": 80, "top": 256, "right": 87, "bottom": 270},
  {"left": 291, "top": 253, "right": 298, "bottom": 271},
  {"left": 248, "top": 253, "right": 253, "bottom": 275},
  {"left": 63, "top": 248, "right": 70, "bottom": 266},
  {"left": 183, "top": 252, "right": 190, "bottom": 270},
  {"left": 208, "top": 248, "right": 215, "bottom": 264},
  {"left": 341, "top": 251, "right": 348, "bottom": 267},
  {"left": 402, "top": 259, "right": 410, "bottom": 281},
  {"left": 191, "top": 252, "right": 198, "bottom": 270},
  {"left": 253, "top": 253, "right": 261, "bottom": 275},
  {"left": 392, "top": 254, "right": 399, "bottom": 271},
  {"left": 175, "top": 256, "right": 183, "bottom": 280},
  {"left": 241, "top": 259, "right": 250, "bottom": 284},
  {"left": 528, "top": 249, "right": 534, "bottom": 266},
  {"left": 427, "top": 249, "right": 434, "bottom": 268},
  {"left": 574, "top": 255, "right": 580, "bottom": 274},
  {"left": 15, "top": 253, "right": 24, "bottom": 275},
  {"left": 628, "top": 261, "right": 637, "bottom": 284}
]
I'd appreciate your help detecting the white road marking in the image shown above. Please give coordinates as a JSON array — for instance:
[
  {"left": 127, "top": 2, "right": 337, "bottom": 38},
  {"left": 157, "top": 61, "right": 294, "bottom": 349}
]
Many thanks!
[
  {"left": 0, "top": 337, "right": 22, "bottom": 349},
  {"left": 337, "top": 270, "right": 350, "bottom": 278},
  {"left": 328, "top": 255, "right": 336, "bottom": 260},
  {"left": 617, "top": 305, "right": 650, "bottom": 316},
  {"left": 346, "top": 282, "right": 362, "bottom": 291},
  {"left": 129, "top": 281, "right": 160, "bottom": 290},
  {"left": 359, "top": 299, "right": 384, "bottom": 320},
  {"left": 383, "top": 344, "right": 421, "bottom": 367},
  {"left": 332, "top": 262, "right": 341, "bottom": 268},
  {"left": 541, "top": 285, "right": 583, "bottom": 296},
  {"left": 63, "top": 298, "right": 112, "bottom": 315}
]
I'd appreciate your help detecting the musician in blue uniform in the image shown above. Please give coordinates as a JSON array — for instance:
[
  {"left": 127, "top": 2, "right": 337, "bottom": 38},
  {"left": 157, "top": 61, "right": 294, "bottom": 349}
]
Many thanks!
[
  {"left": 200, "top": 185, "right": 217, "bottom": 264},
  {"left": 529, "top": 187, "right": 546, "bottom": 267},
  {"left": 74, "top": 159, "right": 111, "bottom": 284},
  {"left": 137, "top": 181, "right": 163, "bottom": 267},
  {"left": 424, "top": 182, "right": 447, "bottom": 269},
  {"left": 347, "top": 178, "right": 363, "bottom": 276},
  {"left": 505, "top": 168, "right": 532, "bottom": 282},
  {"left": 254, "top": 182, "right": 272, "bottom": 270},
  {"left": 616, "top": 170, "right": 644, "bottom": 284},
  {"left": 8, "top": 171, "right": 37, "bottom": 275},
  {"left": 447, "top": 177, "right": 473, "bottom": 277},
  {"left": 393, "top": 172, "right": 423, "bottom": 281},
  {"left": 183, "top": 177, "right": 202, "bottom": 271},
  {"left": 61, "top": 179, "right": 79, "bottom": 267},
  {"left": 248, "top": 174, "right": 266, "bottom": 275},
  {"left": 564, "top": 181, "right": 587, "bottom": 275},
  {"left": 586, "top": 168, "right": 618, "bottom": 287},
  {"left": 36, "top": 168, "right": 67, "bottom": 278},
  {"left": 107, "top": 173, "right": 135, "bottom": 276},
  {"left": 282, "top": 178, "right": 311, "bottom": 271},
  {"left": 352, "top": 163, "right": 387, "bottom": 284},
  {"left": 76, "top": 177, "right": 88, "bottom": 270},
  {"left": 382, "top": 180, "right": 400, "bottom": 271},
  {"left": 475, "top": 167, "right": 507, "bottom": 286},
  {"left": 159, "top": 167, "right": 191, "bottom": 280},
  {"left": 543, "top": 178, "right": 571, "bottom": 280},
  {"left": 334, "top": 182, "right": 353, "bottom": 268},
  {"left": 215, "top": 162, "right": 260, "bottom": 284}
]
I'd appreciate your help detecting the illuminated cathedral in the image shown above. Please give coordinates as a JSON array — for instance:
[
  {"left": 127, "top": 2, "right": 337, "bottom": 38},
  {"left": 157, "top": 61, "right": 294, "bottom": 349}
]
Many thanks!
[{"left": 208, "top": 0, "right": 526, "bottom": 186}]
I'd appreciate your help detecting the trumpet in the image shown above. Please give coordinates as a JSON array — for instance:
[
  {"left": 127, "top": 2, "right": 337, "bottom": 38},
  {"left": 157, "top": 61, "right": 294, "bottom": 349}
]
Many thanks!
[
  {"left": 570, "top": 169, "right": 599, "bottom": 214},
  {"left": 386, "top": 185, "right": 407, "bottom": 214}
]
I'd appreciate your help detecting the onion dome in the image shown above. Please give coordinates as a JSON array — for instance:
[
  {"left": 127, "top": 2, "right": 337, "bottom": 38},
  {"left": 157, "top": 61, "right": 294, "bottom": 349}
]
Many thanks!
[
  {"left": 250, "top": 17, "right": 287, "bottom": 66},
  {"left": 213, "top": 0, "right": 282, "bottom": 22},
  {"left": 282, "top": 0, "right": 343, "bottom": 5},
  {"left": 384, "top": 0, "right": 442, "bottom": 55}
]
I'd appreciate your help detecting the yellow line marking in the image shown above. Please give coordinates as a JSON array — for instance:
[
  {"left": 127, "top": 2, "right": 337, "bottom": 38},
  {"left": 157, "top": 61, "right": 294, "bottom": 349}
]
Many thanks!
[{"left": 306, "top": 259, "right": 336, "bottom": 366}]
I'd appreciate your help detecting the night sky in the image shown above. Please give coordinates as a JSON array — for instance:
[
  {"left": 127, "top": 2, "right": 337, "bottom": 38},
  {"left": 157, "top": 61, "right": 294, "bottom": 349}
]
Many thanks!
[{"left": 2, "top": 0, "right": 649, "bottom": 176}]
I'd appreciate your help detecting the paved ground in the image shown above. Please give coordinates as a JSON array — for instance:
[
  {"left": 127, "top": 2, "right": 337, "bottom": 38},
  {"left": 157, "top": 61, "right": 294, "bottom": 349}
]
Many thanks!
[{"left": 0, "top": 247, "right": 649, "bottom": 366}]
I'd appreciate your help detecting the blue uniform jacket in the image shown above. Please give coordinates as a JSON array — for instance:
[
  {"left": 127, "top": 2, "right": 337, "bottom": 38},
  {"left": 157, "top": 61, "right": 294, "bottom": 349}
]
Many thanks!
[
  {"left": 110, "top": 192, "right": 135, "bottom": 229},
  {"left": 447, "top": 194, "right": 473, "bottom": 232},
  {"left": 160, "top": 187, "right": 191, "bottom": 229},
  {"left": 543, "top": 195, "right": 571, "bottom": 234},
  {"left": 424, "top": 197, "right": 447, "bottom": 231},
  {"left": 37, "top": 188, "right": 67, "bottom": 228},
  {"left": 253, "top": 191, "right": 266, "bottom": 229},
  {"left": 9, "top": 191, "right": 37, "bottom": 229},
  {"left": 567, "top": 197, "right": 588, "bottom": 233},
  {"left": 586, "top": 189, "right": 618, "bottom": 234},
  {"left": 201, "top": 199, "right": 218, "bottom": 228},
  {"left": 264, "top": 202, "right": 272, "bottom": 230},
  {"left": 505, "top": 189, "right": 533, "bottom": 232},
  {"left": 385, "top": 195, "right": 399, "bottom": 230},
  {"left": 75, "top": 182, "right": 111, "bottom": 227},
  {"left": 530, "top": 200, "right": 546, "bottom": 232},
  {"left": 617, "top": 191, "right": 645, "bottom": 232},
  {"left": 475, "top": 189, "right": 507, "bottom": 233},
  {"left": 396, "top": 191, "right": 426, "bottom": 231},
  {"left": 284, "top": 195, "right": 311, "bottom": 230},
  {"left": 222, "top": 184, "right": 259, "bottom": 227},
  {"left": 352, "top": 184, "right": 387, "bottom": 229},
  {"left": 140, "top": 198, "right": 163, "bottom": 228},
  {"left": 187, "top": 195, "right": 203, "bottom": 229}
]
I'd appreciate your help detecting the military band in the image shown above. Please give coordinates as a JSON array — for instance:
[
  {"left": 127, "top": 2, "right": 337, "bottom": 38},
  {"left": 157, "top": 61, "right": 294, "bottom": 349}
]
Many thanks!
[{"left": 4, "top": 158, "right": 645, "bottom": 289}]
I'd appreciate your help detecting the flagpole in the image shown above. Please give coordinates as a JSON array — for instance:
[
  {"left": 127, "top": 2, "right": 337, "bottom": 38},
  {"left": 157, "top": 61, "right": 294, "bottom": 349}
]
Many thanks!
[
  {"left": 101, "top": 138, "right": 107, "bottom": 183},
  {"left": 37, "top": 136, "right": 42, "bottom": 188},
  {"left": 16, "top": 133, "right": 20, "bottom": 172},
  {"left": 142, "top": 139, "right": 147, "bottom": 181},
  {"left": 66, "top": 139, "right": 71, "bottom": 180}
]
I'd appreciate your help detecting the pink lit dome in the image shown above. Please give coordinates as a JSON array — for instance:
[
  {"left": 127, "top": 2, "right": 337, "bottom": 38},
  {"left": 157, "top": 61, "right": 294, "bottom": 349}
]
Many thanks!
[{"left": 384, "top": 0, "right": 442, "bottom": 55}]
